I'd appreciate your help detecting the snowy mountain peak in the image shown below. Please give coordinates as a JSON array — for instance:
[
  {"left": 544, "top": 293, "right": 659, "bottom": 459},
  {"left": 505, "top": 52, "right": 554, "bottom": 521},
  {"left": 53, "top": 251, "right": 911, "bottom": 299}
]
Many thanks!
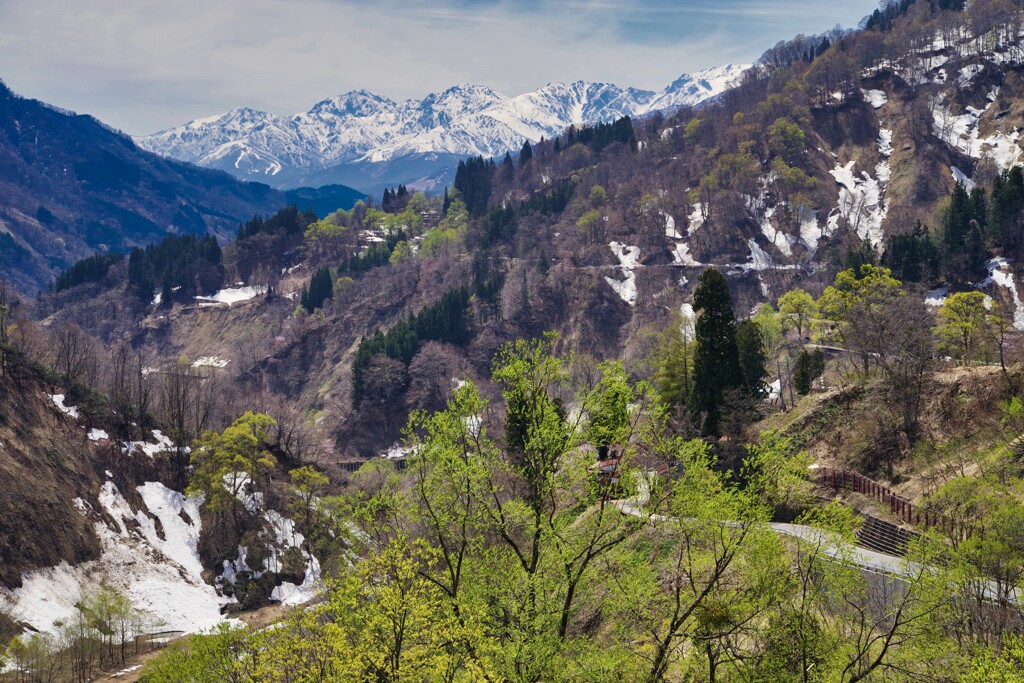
[
  {"left": 308, "top": 90, "right": 396, "bottom": 118},
  {"left": 136, "top": 64, "right": 750, "bottom": 189}
]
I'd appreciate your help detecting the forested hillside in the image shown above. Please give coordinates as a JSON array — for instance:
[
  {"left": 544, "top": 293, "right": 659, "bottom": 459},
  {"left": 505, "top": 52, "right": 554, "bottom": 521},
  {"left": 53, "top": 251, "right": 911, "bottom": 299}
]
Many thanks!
[
  {"left": 5, "top": 1, "right": 1024, "bottom": 681},
  {"left": 0, "top": 81, "right": 285, "bottom": 294}
]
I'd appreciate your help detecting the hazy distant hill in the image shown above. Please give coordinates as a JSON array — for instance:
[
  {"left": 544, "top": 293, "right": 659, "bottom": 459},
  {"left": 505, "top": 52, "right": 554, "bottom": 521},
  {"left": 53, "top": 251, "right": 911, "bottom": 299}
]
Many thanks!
[{"left": 0, "top": 80, "right": 287, "bottom": 293}]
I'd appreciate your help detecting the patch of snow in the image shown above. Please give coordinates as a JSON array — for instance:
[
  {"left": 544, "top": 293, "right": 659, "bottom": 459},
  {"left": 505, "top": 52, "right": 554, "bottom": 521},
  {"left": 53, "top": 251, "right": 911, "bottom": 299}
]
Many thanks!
[
  {"left": 151, "top": 292, "right": 162, "bottom": 307},
  {"left": 746, "top": 239, "right": 774, "bottom": 271},
  {"left": 663, "top": 212, "right": 681, "bottom": 239},
  {"left": 757, "top": 206, "right": 795, "bottom": 257},
  {"left": 951, "top": 166, "right": 976, "bottom": 192},
  {"left": 958, "top": 64, "right": 985, "bottom": 87},
  {"left": 878, "top": 128, "right": 893, "bottom": 157},
  {"left": 88, "top": 428, "right": 109, "bottom": 441},
  {"left": 671, "top": 242, "right": 703, "bottom": 267},
  {"left": 604, "top": 241, "right": 640, "bottom": 307},
  {"left": 924, "top": 287, "right": 948, "bottom": 307},
  {"left": 0, "top": 482, "right": 232, "bottom": 635},
  {"left": 382, "top": 444, "right": 413, "bottom": 460},
  {"left": 194, "top": 285, "right": 266, "bottom": 306},
  {"left": 830, "top": 160, "right": 889, "bottom": 249},
  {"left": 123, "top": 430, "right": 176, "bottom": 459},
  {"left": 50, "top": 394, "right": 79, "bottom": 418},
  {"left": 270, "top": 554, "right": 322, "bottom": 607},
  {"left": 192, "top": 356, "right": 230, "bottom": 368},
  {"left": 980, "top": 258, "right": 1024, "bottom": 329},
  {"left": 799, "top": 207, "right": 823, "bottom": 253},
  {"left": 861, "top": 89, "right": 888, "bottom": 109},
  {"left": 931, "top": 91, "right": 1023, "bottom": 169},
  {"left": 688, "top": 203, "right": 704, "bottom": 233}
]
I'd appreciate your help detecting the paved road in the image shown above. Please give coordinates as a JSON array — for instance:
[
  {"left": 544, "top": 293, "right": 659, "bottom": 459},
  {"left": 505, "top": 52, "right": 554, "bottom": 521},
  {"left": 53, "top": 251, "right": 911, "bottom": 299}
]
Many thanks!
[{"left": 619, "top": 472, "right": 1022, "bottom": 605}]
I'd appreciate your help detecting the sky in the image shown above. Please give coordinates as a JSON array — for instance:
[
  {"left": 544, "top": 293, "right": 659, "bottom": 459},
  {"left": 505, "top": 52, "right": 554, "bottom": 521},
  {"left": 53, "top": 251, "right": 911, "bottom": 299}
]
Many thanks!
[{"left": 0, "top": 0, "right": 880, "bottom": 136}]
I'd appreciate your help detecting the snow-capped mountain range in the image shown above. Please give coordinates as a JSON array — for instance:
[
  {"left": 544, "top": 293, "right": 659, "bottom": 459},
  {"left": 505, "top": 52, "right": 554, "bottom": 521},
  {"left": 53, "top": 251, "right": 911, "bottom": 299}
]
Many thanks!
[{"left": 135, "top": 64, "right": 748, "bottom": 192}]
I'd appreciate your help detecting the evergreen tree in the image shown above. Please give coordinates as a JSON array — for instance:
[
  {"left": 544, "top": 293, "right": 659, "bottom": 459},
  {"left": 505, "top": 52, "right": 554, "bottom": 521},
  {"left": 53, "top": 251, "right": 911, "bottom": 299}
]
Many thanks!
[
  {"left": 690, "top": 268, "right": 744, "bottom": 434},
  {"left": 300, "top": 267, "right": 334, "bottom": 312},
  {"left": 736, "top": 319, "right": 769, "bottom": 398},
  {"left": 519, "top": 140, "right": 533, "bottom": 165}
]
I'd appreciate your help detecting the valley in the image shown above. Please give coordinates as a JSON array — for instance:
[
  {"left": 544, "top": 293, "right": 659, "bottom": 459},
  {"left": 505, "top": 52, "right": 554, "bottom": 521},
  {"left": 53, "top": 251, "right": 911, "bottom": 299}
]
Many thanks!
[{"left": 3, "top": 0, "right": 1024, "bottom": 681}]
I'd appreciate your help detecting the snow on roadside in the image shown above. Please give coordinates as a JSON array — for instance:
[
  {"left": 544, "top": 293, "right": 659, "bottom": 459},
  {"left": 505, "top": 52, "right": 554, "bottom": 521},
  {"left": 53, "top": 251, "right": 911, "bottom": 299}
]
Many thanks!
[
  {"left": 50, "top": 394, "right": 79, "bottom": 418},
  {"left": 192, "top": 356, "right": 230, "bottom": 368},
  {"left": 671, "top": 242, "right": 703, "bottom": 267},
  {"left": 195, "top": 285, "right": 266, "bottom": 307},
  {"left": 604, "top": 241, "right": 640, "bottom": 307}
]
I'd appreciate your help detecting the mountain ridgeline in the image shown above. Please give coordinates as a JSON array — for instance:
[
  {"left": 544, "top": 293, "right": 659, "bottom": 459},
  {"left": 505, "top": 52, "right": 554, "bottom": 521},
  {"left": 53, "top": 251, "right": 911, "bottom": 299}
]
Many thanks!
[
  {"left": 8, "top": 2, "right": 1024, "bottom": 680},
  {"left": 133, "top": 65, "right": 750, "bottom": 194}
]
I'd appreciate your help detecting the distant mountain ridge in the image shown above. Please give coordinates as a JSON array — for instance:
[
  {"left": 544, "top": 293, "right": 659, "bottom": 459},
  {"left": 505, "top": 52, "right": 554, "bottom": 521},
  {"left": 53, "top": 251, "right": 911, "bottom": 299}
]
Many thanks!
[
  {"left": 135, "top": 64, "right": 749, "bottom": 192},
  {"left": 0, "top": 80, "right": 286, "bottom": 294}
]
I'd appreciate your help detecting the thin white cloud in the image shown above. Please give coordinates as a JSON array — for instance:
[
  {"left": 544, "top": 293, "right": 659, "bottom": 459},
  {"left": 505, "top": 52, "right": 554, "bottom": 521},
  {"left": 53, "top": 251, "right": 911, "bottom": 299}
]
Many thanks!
[{"left": 0, "top": 0, "right": 878, "bottom": 135}]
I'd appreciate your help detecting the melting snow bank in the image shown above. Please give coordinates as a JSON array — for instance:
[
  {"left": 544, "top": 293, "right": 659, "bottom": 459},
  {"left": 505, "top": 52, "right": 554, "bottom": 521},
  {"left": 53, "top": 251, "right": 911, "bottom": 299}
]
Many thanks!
[
  {"left": 604, "top": 241, "right": 640, "bottom": 307},
  {"left": 124, "top": 429, "right": 176, "bottom": 458},
  {"left": 195, "top": 285, "right": 267, "bottom": 307},
  {"left": 0, "top": 482, "right": 233, "bottom": 635},
  {"left": 931, "top": 90, "right": 1023, "bottom": 169},
  {"left": 951, "top": 166, "right": 976, "bottom": 192},
  {"left": 924, "top": 287, "right": 949, "bottom": 307},
  {"left": 830, "top": 160, "right": 889, "bottom": 248},
  {"left": 861, "top": 89, "right": 888, "bottom": 109},
  {"left": 50, "top": 394, "right": 79, "bottom": 418},
  {"left": 978, "top": 258, "right": 1024, "bottom": 329}
]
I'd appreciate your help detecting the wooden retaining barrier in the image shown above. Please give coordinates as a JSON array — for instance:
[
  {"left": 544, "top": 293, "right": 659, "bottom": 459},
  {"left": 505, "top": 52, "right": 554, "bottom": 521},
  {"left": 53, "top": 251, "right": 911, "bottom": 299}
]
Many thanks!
[{"left": 816, "top": 467, "right": 972, "bottom": 542}]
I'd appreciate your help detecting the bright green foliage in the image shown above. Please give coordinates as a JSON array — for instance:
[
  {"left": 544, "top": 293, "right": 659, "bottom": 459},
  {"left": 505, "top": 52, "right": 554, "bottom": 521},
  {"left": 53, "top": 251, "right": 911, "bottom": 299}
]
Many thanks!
[
  {"left": 818, "top": 264, "right": 904, "bottom": 370},
  {"left": 188, "top": 412, "right": 277, "bottom": 520},
  {"left": 583, "top": 360, "right": 636, "bottom": 453},
  {"left": 388, "top": 239, "right": 412, "bottom": 264},
  {"left": 743, "top": 429, "right": 814, "bottom": 510},
  {"left": 752, "top": 303, "right": 783, "bottom": 355},
  {"left": 690, "top": 268, "right": 744, "bottom": 434},
  {"left": 936, "top": 291, "right": 990, "bottom": 364},
  {"left": 651, "top": 314, "right": 694, "bottom": 412},
  {"left": 777, "top": 287, "right": 817, "bottom": 339},
  {"left": 961, "top": 635, "right": 1024, "bottom": 682},
  {"left": 768, "top": 116, "right": 806, "bottom": 164}
]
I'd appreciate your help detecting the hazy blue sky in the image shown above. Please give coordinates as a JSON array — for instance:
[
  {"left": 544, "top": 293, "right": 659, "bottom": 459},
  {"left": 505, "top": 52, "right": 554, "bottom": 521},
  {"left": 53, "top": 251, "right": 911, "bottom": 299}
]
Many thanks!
[{"left": 0, "top": 0, "right": 879, "bottom": 135}]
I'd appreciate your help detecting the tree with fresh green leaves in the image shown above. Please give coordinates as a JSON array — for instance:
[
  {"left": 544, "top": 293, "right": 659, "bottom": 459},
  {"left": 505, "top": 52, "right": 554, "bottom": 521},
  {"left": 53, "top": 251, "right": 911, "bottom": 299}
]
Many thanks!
[
  {"left": 188, "top": 412, "right": 277, "bottom": 532},
  {"left": 936, "top": 291, "right": 991, "bottom": 365},
  {"left": 778, "top": 288, "right": 818, "bottom": 341}
]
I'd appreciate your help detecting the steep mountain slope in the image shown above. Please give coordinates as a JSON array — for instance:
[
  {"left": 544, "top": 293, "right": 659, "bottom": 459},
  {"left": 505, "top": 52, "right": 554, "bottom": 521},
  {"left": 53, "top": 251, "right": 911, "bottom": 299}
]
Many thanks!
[
  {"left": 0, "top": 81, "right": 287, "bottom": 294},
  {"left": 135, "top": 65, "right": 750, "bottom": 192}
]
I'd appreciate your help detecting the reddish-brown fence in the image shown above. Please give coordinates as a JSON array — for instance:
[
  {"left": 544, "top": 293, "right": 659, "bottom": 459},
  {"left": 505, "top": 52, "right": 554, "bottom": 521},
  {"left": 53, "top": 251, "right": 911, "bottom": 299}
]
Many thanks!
[{"left": 816, "top": 467, "right": 972, "bottom": 542}]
